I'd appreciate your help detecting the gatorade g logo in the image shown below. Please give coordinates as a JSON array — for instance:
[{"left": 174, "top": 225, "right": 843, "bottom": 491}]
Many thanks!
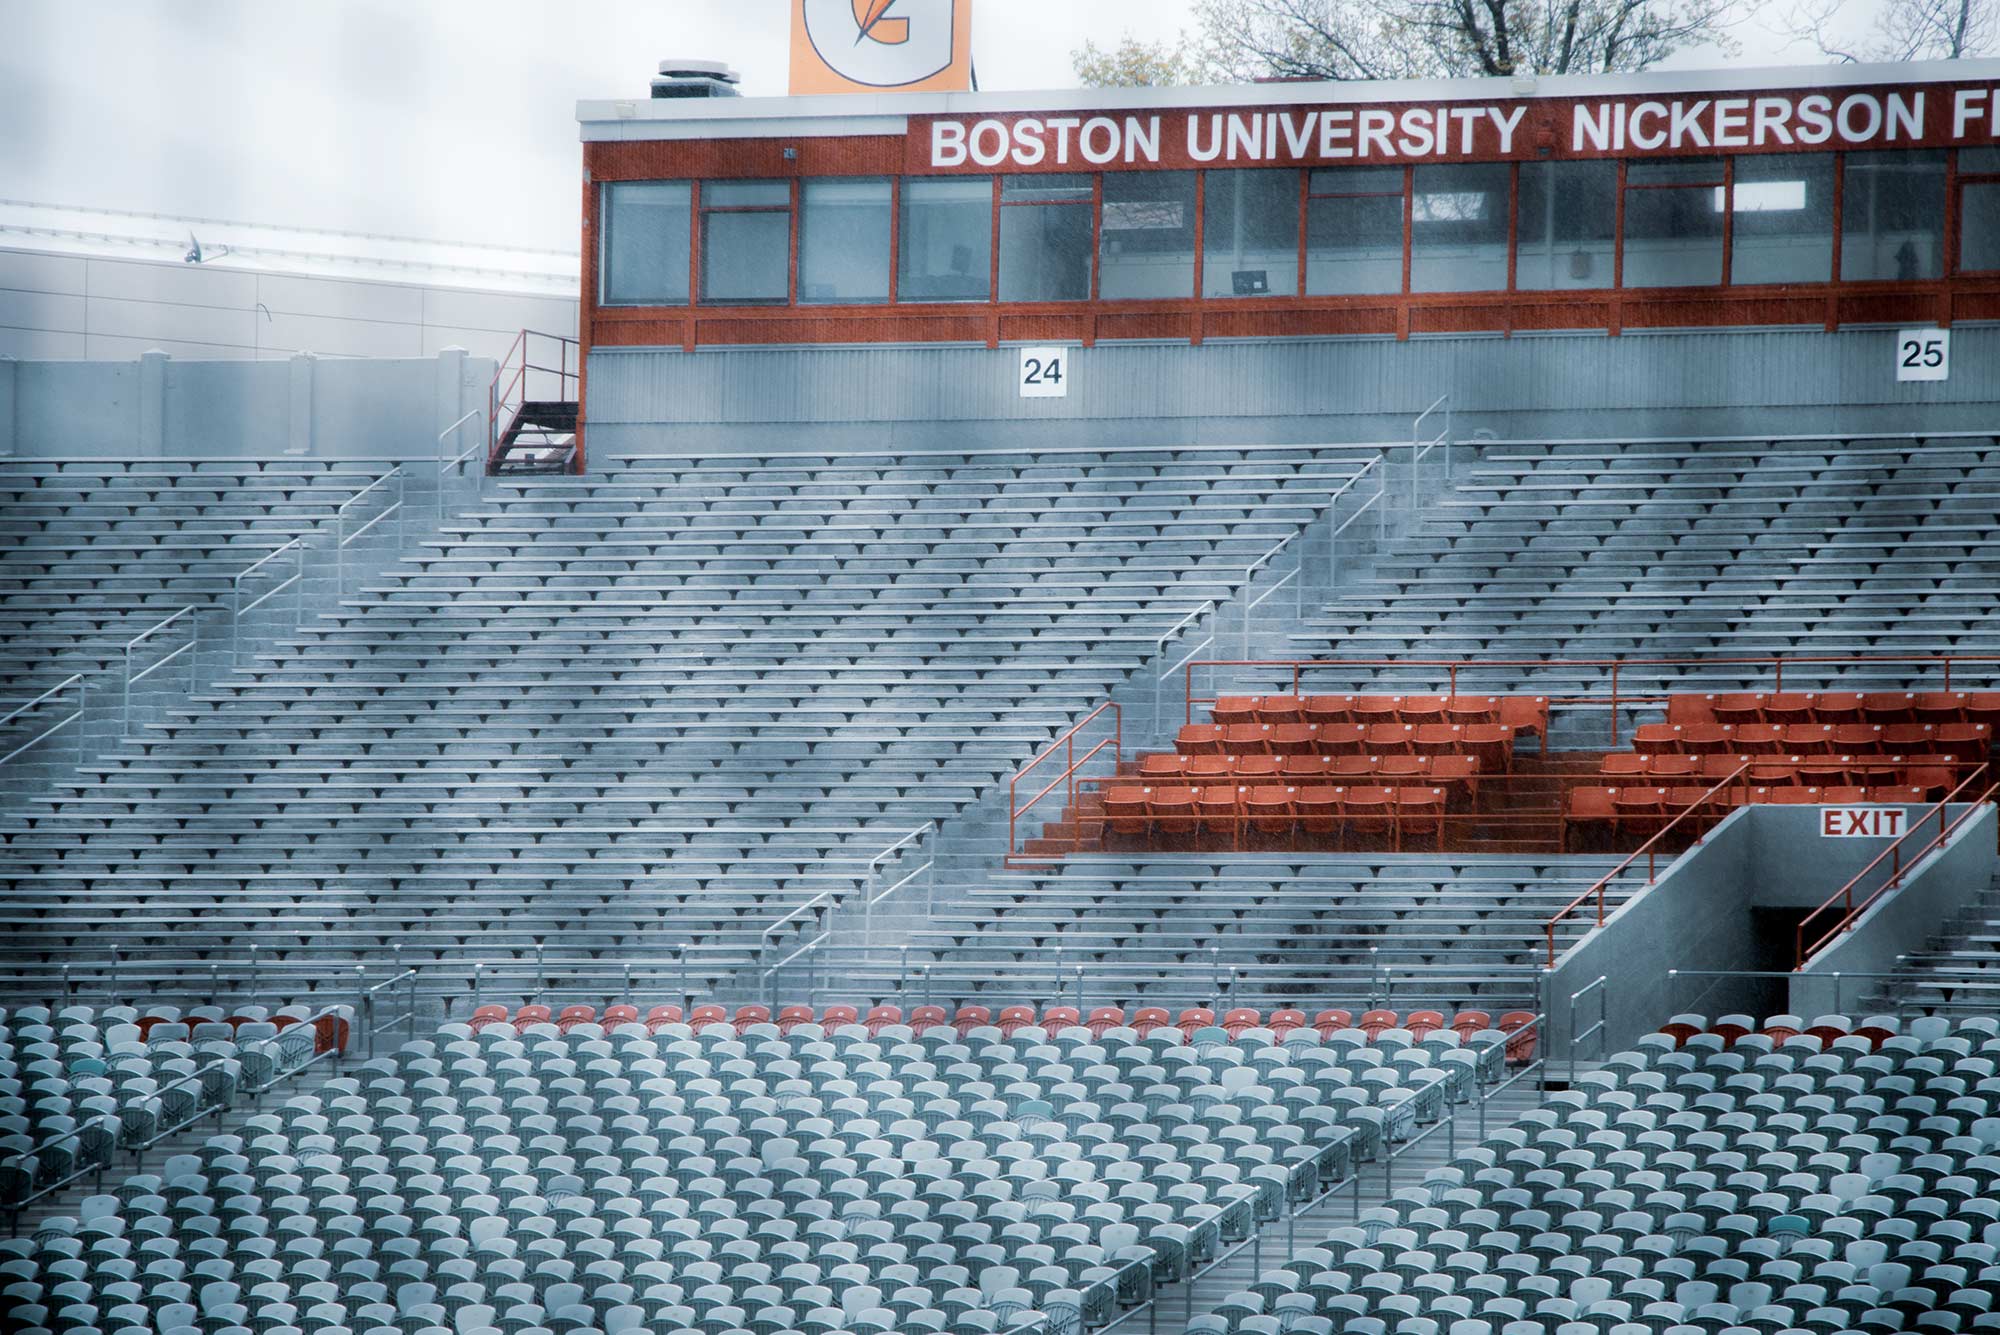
[{"left": 790, "top": 0, "right": 972, "bottom": 95}]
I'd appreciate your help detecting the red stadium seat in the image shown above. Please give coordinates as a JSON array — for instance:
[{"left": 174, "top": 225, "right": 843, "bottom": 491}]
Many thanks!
[
  {"left": 952, "top": 1005, "right": 991, "bottom": 1036},
  {"left": 1405, "top": 1010, "right": 1445, "bottom": 1041},
  {"left": 1220, "top": 1008, "right": 1261, "bottom": 1037},
  {"left": 1132, "top": 1006, "right": 1171, "bottom": 1036},
  {"left": 996, "top": 1004, "right": 1036, "bottom": 1037},
  {"left": 1235, "top": 754, "right": 1282, "bottom": 783},
  {"left": 1211, "top": 697, "right": 1260, "bottom": 725},
  {"left": 644, "top": 1004, "right": 684, "bottom": 1033},
  {"left": 1256, "top": 695, "right": 1304, "bottom": 724},
  {"left": 1683, "top": 723, "right": 1734, "bottom": 754},
  {"left": 1176, "top": 1007, "right": 1216, "bottom": 1037},
  {"left": 1270, "top": 723, "right": 1319, "bottom": 755},
  {"left": 1782, "top": 723, "right": 1835, "bottom": 754},
  {"left": 1633, "top": 723, "right": 1683, "bottom": 752},
  {"left": 688, "top": 1003, "right": 729, "bottom": 1031},
  {"left": 1917, "top": 691, "right": 1969, "bottom": 723},
  {"left": 1297, "top": 785, "right": 1342, "bottom": 836},
  {"left": 1647, "top": 755, "right": 1698, "bottom": 780},
  {"left": 555, "top": 1005, "right": 600, "bottom": 1033},
  {"left": 1814, "top": 692, "right": 1865, "bottom": 723},
  {"left": 1447, "top": 696, "right": 1500, "bottom": 725},
  {"left": 602, "top": 1004, "right": 640, "bottom": 1029},
  {"left": 1451, "top": 1010, "right": 1491, "bottom": 1040},
  {"left": 863, "top": 1004, "right": 903, "bottom": 1035},
  {"left": 1399, "top": 695, "right": 1446, "bottom": 724},
  {"left": 1104, "top": 786, "right": 1150, "bottom": 838},
  {"left": 1303, "top": 695, "right": 1354, "bottom": 725},
  {"left": 1140, "top": 753, "right": 1188, "bottom": 780},
  {"left": 732, "top": 1004, "right": 771, "bottom": 1034},
  {"left": 1396, "top": 788, "right": 1447, "bottom": 850},
  {"left": 1762, "top": 692, "right": 1814, "bottom": 724},
  {"left": 1197, "top": 784, "right": 1241, "bottom": 836},
  {"left": 1352, "top": 696, "right": 1400, "bottom": 723},
  {"left": 1413, "top": 723, "right": 1462, "bottom": 755},
  {"left": 512, "top": 1004, "right": 552, "bottom": 1033},
  {"left": 1313, "top": 1008, "right": 1355, "bottom": 1037},
  {"left": 777, "top": 1004, "right": 816, "bottom": 1033},
  {"left": 1245, "top": 785, "right": 1297, "bottom": 838},
  {"left": 1862, "top": 692, "right": 1915, "bottom": 724},
  {"left": 1358, "top": 1009, "right": 1398, "bottom": 1040},
  {"left": 1498, "top": 1011, "right": 1539, "bottom": 1063},
  {"left": 1151, "top": 786, "right": 1198, "bottom": 837},
  {"left": 1601, "top": 753, "right": 1649, "bottom": 780},
  {"left": 1365, "top": 722, "right": 1416, "bottom": 754},
  {"left": 1041, "top": 1006, "right": 1080, "bottom": 1034},
  {"left": 1177, "top": 724, "right": 1225, "bottom": 755},
  {"left": 1223, "top": 723, "right": 1273, "bottom": 753},
  {"left": 1710, "top": 693, "right": 1764, "bottom": 725},
  {"left": 1268, "top": 1008, "right": 1307, "bottom": 1035},
  {"left": 820, "top": 1003, "right": 859, "bottom": 1028},
  {"left": 908, "top": 1005, "right": 947, "bottom": 1035},
  {"left": 1084, "top": 1006, "right": 1126, "bottom": 1037},
  {"left": 1317, "top": 722, "right": 1369, "bottom": 754}
]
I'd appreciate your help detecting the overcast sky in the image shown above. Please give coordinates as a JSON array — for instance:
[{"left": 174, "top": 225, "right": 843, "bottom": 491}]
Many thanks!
[{"left": 1, "top": 0, "right": 1814, "bottom": 256}]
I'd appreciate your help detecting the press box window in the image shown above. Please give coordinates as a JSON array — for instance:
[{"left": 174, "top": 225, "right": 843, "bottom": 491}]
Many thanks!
[
  {"left": 999, "top": 174, "right": 1095, "bottom": 303},
  {"left": 601, "top": 182, "right": 692, "bottom": 306},
  {"left": 1622, "top": 157, "right": 1725, "bottom": 288},
  {"left": 1960, "top": 146, "right": 2000, "bottom": 275},
  {"left": 899, "top": 177, "right": 992, "bottom": 303},
  {"left": 1727, "top": 153, "right": 1833, "bottom": 285},
  {"left": 1202, "top": 169, "right": 1299, "bottom": 298},
  {"left": 1410, "top": 163, "right": 1509, "bottom": 293},
  {"left": 1515, "top": 161, "right": 1616, "bottom": 291},
  {"left": 1306, "top": 167, "right": 1405, "bottom": 296},
  {"left": 800, "top": 178, "right": 891, "bottom": 304},
  {"left": 1098, "top": 171, "right": 1196, "bottom": 300},
  {"left": 700, "top": 179, "right": 792, "bottom": 305},
  {"left": 1841, "top": 150, "right": 1945, "bottom": 281}
]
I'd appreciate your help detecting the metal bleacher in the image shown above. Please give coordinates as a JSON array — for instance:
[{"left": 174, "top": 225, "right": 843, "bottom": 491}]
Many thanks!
[{"left": 0, "top": 443, "right": 1384, "bottom": 1010}]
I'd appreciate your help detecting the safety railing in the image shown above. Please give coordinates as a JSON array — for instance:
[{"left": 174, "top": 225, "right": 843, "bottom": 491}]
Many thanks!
[
  {"left": 860, "top": 821, "right": 938, "bottom": 947},
  {"left": 437, "top": 406, "right": 485, "bottom": 521},
  {"left": 356, "top": 961, "right": 421, "bottom": 1057},
  {"left": 1567, "top": 975, "right": 1609, "bottom": 1087},
  {"left": 1008, "top": 702, "right": 1122, "bottom": 862},
  {"left": 1152, "top": 603, "right": 1214, "bottom": 727},
  {"left": 1795, "top": 763, "right": 2000, "bottom": 966},
  {"left": 1410, "top": 390, "right": 1452, "bottom": 510},
  {"left": 122, "top": 608, "right": 198, "bottom": 735},
  {"left": 1661, "top": 965, "right": 1928, "bottom": 1024},
  {"left": 334, "top": 464, "right": 405, "bottom": 589},
  {"left": 230, "top": 536, "right": 307, "bottom": 666},
  {"left": 1325, "top": 454, "right": 1390, "bottom": 589},
  {"left": 489, "top": 328, "right": 581, "bottom": 471},
  {"left": 1544, "top": 761, "right": 1751, "bottom": 966},
  {"left": 1239, "top": 534, "right": 1301, "bottom": 659},
  {"left": 0, "top": 673, "right": 86, "bottom": 770}
]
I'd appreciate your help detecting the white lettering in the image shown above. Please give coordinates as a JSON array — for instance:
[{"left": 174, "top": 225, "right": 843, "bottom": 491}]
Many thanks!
[
  {"left": 1574, "top": 103, "right": 1615, "bottom": 153},
  {"left": 932, "top": 120, "right": 968, "bottom": 168},
  {"left": 1489, "top": 104, "right": 1526, "bottom": 154},
  {"left": 1046, "top": 117, "right": 1081, "bottom": 164},
  {"left": 1712, "top": 98, "right": 1749, "bottom": 147},
  {"left": 1397, "top": 108, "right": 1435, "bottom": 157},
  {"left": 1278, "top": 111, "right": 1316, "bottom": 158},
  {"left": 1955, "top": 88, "right": 1989, "bottom": 138},
  {"left": 968, "top": 119, "right": 1009, "bottom": 167},
  {"left": 1837, "top": 93, "right": 1883, "bottom": 142},
  {"left": 1450, "top": 107, "right": 1482, "bottom": 153},
  {"left": 1189, "top": 113, "right": 1224, "bottom": 162},
  {"left": 1629, "top": 101, "right": 1668, "bottom": 151},
  {"left": 1670, "top": 99, "right": 1711, "bottom": 148},
  {"left": 1796, "top": 94, "right": 1833, "bottom": 145},
  {"left": 1358, "top": 109, "right": 1395, "bottom": 158},
  {"left": 1226, "top": 112, "right": 1263, "bottom": 161},
  {"left": 1010, "top": 119, "right": 1046, "bottom": 167},
  {"left": 1752, "top": 97, "right": 1794, "bottom": 146},
  {"left": 1124, "top": 115, "right": 1160, "bottom": 163},
  {"left": 1886, "top": 91, "right": 1923, "bottom": 141},
  {"left": 1320, "top": 109, "right": 1354, "bottom": 158}
]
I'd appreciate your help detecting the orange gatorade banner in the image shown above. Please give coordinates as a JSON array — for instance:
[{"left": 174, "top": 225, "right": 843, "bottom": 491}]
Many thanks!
[{"left": 790, "top": 0, "right": 974, "bottom": 96}]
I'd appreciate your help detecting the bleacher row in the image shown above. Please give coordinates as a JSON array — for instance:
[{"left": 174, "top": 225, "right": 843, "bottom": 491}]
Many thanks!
[
  {"left": 1, "top": 1003, "right": 1531, "bottom": 1335},
  {"left": 1189, "top": 1012, "right": 2000, "bottom": 1335},
  {"left": 1, "top": 1004, "right": 349, "bottom": 1210},
  {"left": 0, "top": 445, "right": 1381, "bottom": 999}
]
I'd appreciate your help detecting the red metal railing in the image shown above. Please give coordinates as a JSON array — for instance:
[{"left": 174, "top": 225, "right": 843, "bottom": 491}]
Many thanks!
[
  {"left": 1184, "top": 653, "right": 2000, "bottom": 742},
  {"left": 1543, "top": 761, "right": 1752, "bottom": 967},
  {"left": 489, "top": 329, "right": 582, "bottom": 471},
  {"left": 1008, "top": 703, "right": 1121, "bottom": 863},
  {"left": 1794, "top": 762, "right": 2000, "bottom": 968}
]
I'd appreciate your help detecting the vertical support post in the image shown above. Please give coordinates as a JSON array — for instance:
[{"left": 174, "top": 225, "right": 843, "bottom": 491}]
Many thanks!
[
  {"left": 287, "top": 352, "right": 314, "bottom": 457},
  {"left": 0, "top": 355, "right": 17, "bottom": 460},
  {"left": 436, "top": 345, "right": 469, "bottom": 519},
  {"left": 472, "top": 962, "right": 483, "bottom": 1014},
  {"left": 137, "top": 350, "right": 168, "bottom": 457}
]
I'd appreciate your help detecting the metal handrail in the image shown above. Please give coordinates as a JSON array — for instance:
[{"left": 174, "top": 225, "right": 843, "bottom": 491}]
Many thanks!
[
  {"left": 122, "top": 607, "right": 197, "bottom": 734},
  {"left": 335, "top": 465, "right": 405, "bottom": 590},
  {"left": 230, "top": 537, "right": 307, "bottom": 666},
  {"left": 862, "top": 821, "right": 937, "bottom": 946},
  {"left": 489, "top": 329, "right": 581, "bottom": 471},
  {"left": 1795, "top": 764, "right": 2000, "bottom": 966},
  {"left": 436, "top": 406, "right": 485, "bottom": 521},
  {"left": 1411, "top": 392, "right": 1451, "bottom": 508},
  {"left": 0, "top": 673, "right": 85, "bottom": 769},
  {"left": 1154, "top": 601, "right": 1215, "bottom": 726},
  {"left": 1544, "top": 761, "right": 1751, "bottom": 967},
  {"left": 1009, "top": 702, "right": 1122, "bottom": 862},
  {"left": 1240, "top": 531, "right": 1302, "bottom": 659}
]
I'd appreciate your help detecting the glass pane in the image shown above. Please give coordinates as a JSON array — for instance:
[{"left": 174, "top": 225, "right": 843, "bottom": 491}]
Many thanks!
[
  {"left": 1727, "top": 153, "right": 1832, "bottom": 285},
  {"left": 1628, "top": 157, "right": 1724, "bottom": 185},
  {"left": 601, "top": 182, "right": 691, "bottom": 305},
  {"left": 999, "top": 206, "right": 1094, "bottom": 302},
  {"left": 700, "top": 210, "right": 790, "bottom": 304},
  {"left": 1308, "top": 166, "right": 1404, "bottom": 196},
  {"left": 1099, "top": 171, "right": 1195, "bottom": 300},
  {"left": 1003, "top": 173, "right": 1093, "bottom": 203},
  {"left": 1515, "top": 161, "right": 1616, "bottom": 291},
  {"left": 1410, "top": 163, "right": 1509, "bottom": 293},
  {"left": 899, "top": 177, "right": 991, "bottom": 303},
  {"left": 1306, "top": 193, "right": 1403, "bottom": 295},
  {"left": 799, "top": 178, "right": 891, "bottom": 304},
  {"left": 1841, "top": 150, "right": 1945, "bottom": 281},
  {"left": 1961, "top": 146, "right": 2000, "bottom": 174},
  {"left": 1964, "top": 181, "right": 2000, "bottom": 273},
  {"left": 705, "top": 179, "right": 791, "bottom": 208},
  {"left": 1202, "top": 169, "right": 1299, "bottom": 297},
  {"left": 1622, "top": 186, "right": 1723, "bottom": 288}
]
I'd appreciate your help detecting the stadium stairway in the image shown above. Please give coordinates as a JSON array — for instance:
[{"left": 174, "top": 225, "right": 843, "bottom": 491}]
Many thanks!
[
  {"left": 0, "top": 442, "right": 1429, "bottom": 1011},
  {"left": 1860, "top": 873, "right": 2000, "bottom": 1019}
]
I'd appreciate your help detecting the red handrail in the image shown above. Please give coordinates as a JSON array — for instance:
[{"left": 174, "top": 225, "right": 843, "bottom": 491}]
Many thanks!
[
  {"left": 1009, "top": 703, "right": 1121, "bottom": 861},
  {"left": 1794, "top": 763, "right": 2000, "bottom": 967},
  {"left": 1543, "top": 760, "right": 1751, "bottom": 967}
]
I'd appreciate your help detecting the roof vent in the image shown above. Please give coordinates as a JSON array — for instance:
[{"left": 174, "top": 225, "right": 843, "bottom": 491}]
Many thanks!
[{"left": 652, "top": 59, "right": 742, "bottom": 99}]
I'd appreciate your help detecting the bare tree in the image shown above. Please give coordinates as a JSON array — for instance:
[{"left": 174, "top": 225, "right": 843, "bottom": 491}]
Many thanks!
[
  {"left": 1073, "top": 0, "right": 1742, "bottom": 86},
  {"left": 1780, "top": 0, "right": 1995, "bottom": 61}
]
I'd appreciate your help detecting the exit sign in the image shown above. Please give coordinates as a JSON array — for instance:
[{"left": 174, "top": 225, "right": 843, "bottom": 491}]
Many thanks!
[{"left": 1820, "top": 807, "right": 1907, "bottom": 839}]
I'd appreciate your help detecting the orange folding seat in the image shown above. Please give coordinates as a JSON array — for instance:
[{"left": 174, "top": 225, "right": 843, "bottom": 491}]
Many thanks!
[
  {"left": 1185, "top": 754, "right": 1233, "bottom": 783},
  {"left": 1352, "top": 695, "right": 1401, "bottom": 722},
  {"left": 952, "top": 1005, "right": 991, "bottom": 1036},
  {"left": 1104, "top": 786, "right": 1150, "bottom": 838},
  {"left": 1084, "top": 1006, "right": 1126, "bottom": 1037},
  {"left": 1041, "top": 1006, "right": 1081, "bottom": 1034},
  {"left": 1139, "top": 753, "right": 1188, "bottom": 781},
  {"left": 776, "top": 1004, "right": 816, "bottom": 1033},
  {"left": 1612, "top": 786, "right": 1667, "bottom": 838},
  {"left": 1131, "top": 1006, "right": 1171, "bottom": 1036},
  {"left": 1268, "top": 1008, "right": 1307, "bottom": 1035},
  {"left": 1658, "top": 1020, "right": 1702, "bottom": 1049},
  {"left": 1917, "top": 691, "right": 1968, "bottom": 723},
  {"left": 1782, "top": 723, "right": 1835, "bottom": 754},
  {"left": 1664, "top": 786, "right": 1712, "bottom": 823},
  {"left": 1465, "top": 723, "right": 1515, "bottom": 774},
  {"left": 1831, "top": 724, "right": 1884, "bottom": 752},
  {"left": 1221, "top": 1007, "right": 1261, "bottom": 1037},
  {"left": 1709, "top": 693, "right": 1765, "bottom": 725},
  {"left": 1430, "top": 755, "right": 1479, "bottom": 805},
  {"left": 511, "top": 1004, "right": 553, "bottom": 1032},
  {"left": 644, "top": 1004, "right": 684, "bottom": 1033},
  {"left": 1498, "top": 1012, "right": 1539, "bottom": 1063},
  {"left": 1245, "top": 785, "right": 1297, "bottom": 838},
  {"left": 1450, "top": 1010, "right": 1491, "bottom": 1040},
  {"left": 1939, "top": 723, "right": 1990, "bottom": 759},
  {"left": 688, "top": 1003, "right": 729, "bottom": 1032},
  {"left": 1211, "top": 697, "right": 1260, "bottom": 725},
  {"left": 1909, "top": 766, "right": 1955, "bottom": 799},
  {"left": 469, "top": 1004, "right": 510, "bottom": 1032},
  {"left": 1647, "top": 755, "right": 1698, "bottom": 781},
  {"left": 1633, "top": 723, "right": 1683, "bottom": 752},
  {"left": 1396, "top": 787, "right": 1447, "bottom": 850},
  {"left": 1256, "top": 695, "right": 1304, "bottom": 724},
  {"left": 1303, "top": 694, "right": 1354, "bottom": 725},
  {"left": 1747, "top": 755, "right": 1801, "bottom": 785},
  {"left": 1883, "top": 723, "right": 1933, "bottom": 752},
  {"left": 1820, "top": 785, "right": 1867, "bottom": 804},
  {"left": 1446, "top": 696, "right": 1499, "bottom": 725},
  {"left": 1399, "top": 695, "right": 1446, "bottom": 724},
  {"left": 1297, "top": 785, "right": 1342, "bottom": 837},
  {"left": 557, "top": 1004, "right": 599, "bottom": 1033},
  {"left": 1345, "top": 786, "right": 1395, "bottom": 844},
  {"left": 1814, "top": 691, "right": 1865, "bottom": 722},
  {"left": 1863, "top": 692, "right": 1915, "bottom": 724},
  {"left": 1735, "top": 723, "right": 1786, "bottom": 753},
  {"left": 1379, "top": 754, "right": 1428, "bottom": 784},
  {"left": 1223, "top": 723, "right": 1273, "bottom": 754},
  {"left": 1413, "top": 723, "right": 1462, "bottom": 755},
  {"left": 1969, "top": 693, "right": 2000, "bottom": 726},
  {"left": 1498, "top": 696, "right": 1550, "bottom": 743},
  {"left": 1358, "top": 1009, "right": 1398, "bottom": 1040},
  {"left": 1278, "top": 754, "right": 1329, "bottom": 783},
  {"left": 1197, "top": 784, "right": 1241, "bottom": 837},
  {"left": 1846, "top": 754, "right": 1904, "bottom": 787},
  {"left": 1176, "top": 1007, "right": 1216, "bottom": 1037},
  {"left": 1683, "top": 723, "right": 1734, "bottom": 754},
  {"left": 821, "top": 1003, "right": 861, "bottom": 1028},
  {"left": 1234, "top": 754, "right": 1281, "bottom": 784},
  {"left": 1366, "top": 722, "right": 1416, "bottom": 754},
  {"left": 1768, "top": 786, "right": 1820, "bottom": 805},
  {"left": 732, "top": 1004, "right": 771, "bottom": 1034},
  {"left": 908, "top": 1004, "right": 947, "bottom": 1034},
  {"left": 1405, "top": 1010, "right": 1445, "bottom": 1041},
  {"left": 1151, "top": 786, "right": 1198, "bottom": 837},
  {"left": 1709, "top": 1018, "right": 1750, "bottom": 1047},
  {"left": 1565, "top": 786, "right": 1615, "bottom": 850},
  {"left": 996, "top": 1005, "right": 1036, "bottom": 1037},
  {"left": 1313, "top": 1008, "right": 1355, "bottom": 1037},
  {"left": 1601, "top": 753, "right": 1649, "bottom": 780},
  {"left": 1270, "top": 723, "right": 1319, "bottom": 755},
  {"left": 1762, "top": 692, "right": 1815, "bottom": 724},
  {"left": 1332, "top": 754, "right": 1377, "bottom": 780},
  {"left": 1700, "top": 753, "right": 1750, "bottom": 782},
  {"left": 1317, "top": 723, "right": 1369, "bottom": 754},
  {"left": 1177, "top": 724, "right": 1225, "bottom": 755},
  {"left": 1867, "top": 785, "right": 1926, "bottom": 803}
]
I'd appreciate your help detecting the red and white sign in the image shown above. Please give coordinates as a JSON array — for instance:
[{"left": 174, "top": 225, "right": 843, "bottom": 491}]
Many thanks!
[{"left": 1820, "top": 807, "right": 1907, "bottom": 838}]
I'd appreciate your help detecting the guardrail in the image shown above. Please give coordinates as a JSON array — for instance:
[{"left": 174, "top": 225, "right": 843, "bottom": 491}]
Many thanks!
[
  {"left": 230, "top": 536, "right": 307, "bottom": 666},
  {"left": 1544, "top": 761, "right": 1750, "bottom": 967},
  {"left": 437, "top": 406, "right": 485, "bottom": 521},
  {"left": 122, "top": 608, "right": 197, "bottom": 735},
  {"left": 1153, "top": 603, "right": 1214, "bottom": 726},
  {"left": 335, "top": 464, "right": 405, "bottom": 589},
  {"left": 0, "top": 673, "right": 86, "bottom": 770},
  {"left": 1009, "top": 702, "right": 1122, "bottom": 862},
  {"left": 1795, "top": 763, "right": 2000, "bottom": 966},
  {"left": 1410, "top": 390, "right": 1452, "bottom": 510},
  {"left": 860, "top": 821, "right": 937, "bottom": 947}
]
